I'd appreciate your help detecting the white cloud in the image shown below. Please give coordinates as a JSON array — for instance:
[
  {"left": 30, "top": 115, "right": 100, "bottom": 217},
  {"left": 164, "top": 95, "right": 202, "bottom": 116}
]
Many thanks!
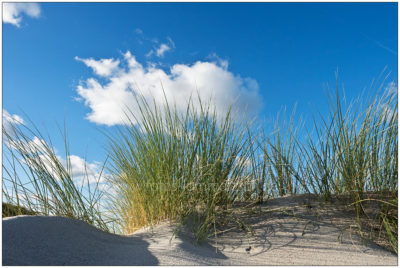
[
  {"left": 75, "top": 51, "right": 263, "bottom": 126},
  {"left": 27, "top": 136, "right": 49, "bottom": 153},
  {"left": 145, "top": 50, "right": 154, "bottom": 58},
  {"left": 3, "top": 3, "right": 41, "bottom": 27},
  {"left": 3, "top": 109, "right": 24, "bottom": 127},
  {"left": 147, "top": 38, "right": 174, "bottom": 58},
  {"left": 64, "top": 155, "right": 102, "bottom": 180},
  {"left": 156, "top": 43, "right": 171, "bottom": 57},
  {"left": 3, "top": 109, "right": 25, "bottom": 137},
  {"left": 3, "top": 110, "right": 105, "bottom": 185},
  {"left": 207, "top": 53, "right": 229, "bottom": 69},
  {"left": 22, "top": 142, "right": 106, "bottom": 185},
  {"left": 5, "top": 132, "right": 104, "bottom": 184},
  {"left": 75, "top": 56, "right": 120, "bottom": 77},
  {"left": 135, "top": 28, "right": 143, "bottom": 35}
]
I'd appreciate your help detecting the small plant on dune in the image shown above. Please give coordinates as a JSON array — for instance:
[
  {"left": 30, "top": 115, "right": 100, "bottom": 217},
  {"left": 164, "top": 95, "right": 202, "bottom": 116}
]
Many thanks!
[
  {"left": 2, "top": 119, "right": 110, "bottom": 232},
  {"left": 246, "top": 126, "right": 270, "bottom": 204},
  {"left": 105, "top": 91, "right": 254, "bottom": 240},
  {"left": 259, "top": 106, "right": 305, "bottom": 197}
]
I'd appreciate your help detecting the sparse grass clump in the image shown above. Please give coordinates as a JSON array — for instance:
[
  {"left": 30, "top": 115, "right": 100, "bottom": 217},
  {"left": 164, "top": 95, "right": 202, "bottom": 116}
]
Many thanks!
[
  {"left": 259, "top": 76, "right": 397, "bottom": 252},
  {"left": 312, "top": 79, "right": 397, "bottom": 252},
  {"left": 2, "top": 121, "right": 110, "bottom": 231}
]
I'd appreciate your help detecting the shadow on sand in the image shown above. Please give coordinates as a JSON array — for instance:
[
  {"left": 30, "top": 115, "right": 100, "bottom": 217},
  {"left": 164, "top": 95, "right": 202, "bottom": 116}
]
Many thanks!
[{"left": 3, "top": 216, "right": 159, "bottom": 265}]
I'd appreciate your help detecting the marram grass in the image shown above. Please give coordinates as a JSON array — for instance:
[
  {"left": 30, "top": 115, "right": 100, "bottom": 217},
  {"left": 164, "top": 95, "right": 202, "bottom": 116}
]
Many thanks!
[
  {"left": 105, "top": 93, "right": 254, "bottom": 239},
  {"left": 2, "top": 76, "right": 397, "bottom": 251},
  {"left": 2, "top": 120, "right": 110, "bottom": 231}
]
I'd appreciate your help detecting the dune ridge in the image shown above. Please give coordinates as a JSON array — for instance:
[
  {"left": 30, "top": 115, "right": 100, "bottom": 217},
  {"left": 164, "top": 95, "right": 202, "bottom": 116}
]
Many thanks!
[{"left": 3, "top": 195, "right": 397, "bottom": 265}]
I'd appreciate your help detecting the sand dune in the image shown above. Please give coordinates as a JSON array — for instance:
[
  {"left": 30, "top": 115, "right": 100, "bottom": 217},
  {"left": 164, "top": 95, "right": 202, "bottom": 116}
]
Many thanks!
[{"left": 3, "top": 195, "right": 398, "bottom": 265}]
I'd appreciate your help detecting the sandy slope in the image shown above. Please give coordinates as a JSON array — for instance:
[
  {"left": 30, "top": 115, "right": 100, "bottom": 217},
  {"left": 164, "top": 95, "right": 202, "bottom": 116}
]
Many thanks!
[{"left": 3, "top": 195, "right": 398, "bottom": 265}]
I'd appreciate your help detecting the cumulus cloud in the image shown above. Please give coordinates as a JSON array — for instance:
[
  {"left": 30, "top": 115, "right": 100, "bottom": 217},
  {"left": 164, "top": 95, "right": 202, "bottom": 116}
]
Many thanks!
[
  {"left": 75, "top": 56, "right": 120, "bottom": 77},
  {"left": 3, "top": 3, "right": 41, "bottom": 27},
  {"left": 75, "top": 51, "right": 263, "bottom": 126}
]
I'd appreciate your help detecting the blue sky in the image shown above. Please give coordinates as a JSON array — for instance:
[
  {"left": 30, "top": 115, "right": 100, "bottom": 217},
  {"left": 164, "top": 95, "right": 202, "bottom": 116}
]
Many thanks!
[{"left": 3, "top": 2, "right": 398, "bottom": 178}]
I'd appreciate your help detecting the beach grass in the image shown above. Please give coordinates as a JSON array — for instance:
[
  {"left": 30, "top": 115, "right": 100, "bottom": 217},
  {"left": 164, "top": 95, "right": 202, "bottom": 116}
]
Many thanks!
[
  {"left": 261, "top": 76, "right": 398, "bottom": 252},
  {"left": 2, "top": 202, "right": 36, "bottom": 217},
  {"left": 2, "top": 76, "right": 397, "bottom": 251},
  {"left": 2, "top": 120, "right": 110, "bottom": 231},
  {"left": 105, "top": 92, "right": 254, "bottom": 240}
]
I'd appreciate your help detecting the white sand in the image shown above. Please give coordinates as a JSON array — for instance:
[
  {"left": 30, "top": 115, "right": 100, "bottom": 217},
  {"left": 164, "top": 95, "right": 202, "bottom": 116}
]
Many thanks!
[{"left": 3, "top": 195, "right": 398, "bottom": 265}]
